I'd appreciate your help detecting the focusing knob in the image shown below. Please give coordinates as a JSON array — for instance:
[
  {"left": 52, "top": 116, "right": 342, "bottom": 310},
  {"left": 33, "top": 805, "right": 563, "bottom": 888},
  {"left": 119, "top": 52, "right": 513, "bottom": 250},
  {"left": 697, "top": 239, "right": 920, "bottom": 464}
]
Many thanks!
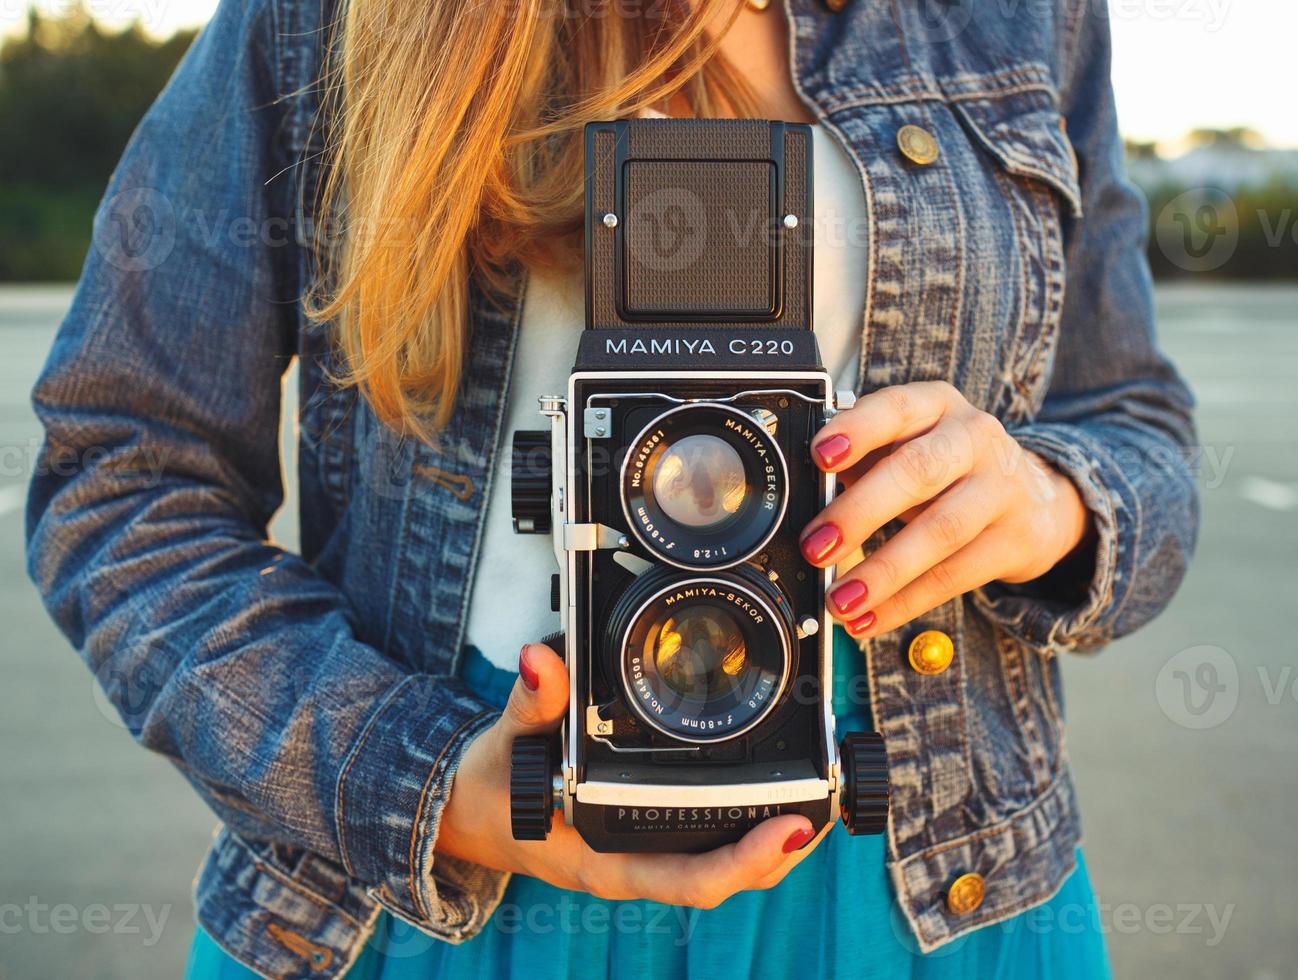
[
  {"left": 839, "top": 731, "right": 889, "bottom": 836},
  {"left": 511, "top": 431, "right": 552, "bottom": 534},
  {"left": 510, "top": 735, "right": 554, "bottom": 840}
]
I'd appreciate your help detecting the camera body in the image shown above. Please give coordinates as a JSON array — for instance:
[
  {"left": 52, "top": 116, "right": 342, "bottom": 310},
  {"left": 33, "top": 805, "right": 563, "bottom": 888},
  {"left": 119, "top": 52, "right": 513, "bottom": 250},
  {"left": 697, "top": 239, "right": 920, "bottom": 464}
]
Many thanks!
[{"left": 509, "top": 119, "right": 888, "bottom": 853}]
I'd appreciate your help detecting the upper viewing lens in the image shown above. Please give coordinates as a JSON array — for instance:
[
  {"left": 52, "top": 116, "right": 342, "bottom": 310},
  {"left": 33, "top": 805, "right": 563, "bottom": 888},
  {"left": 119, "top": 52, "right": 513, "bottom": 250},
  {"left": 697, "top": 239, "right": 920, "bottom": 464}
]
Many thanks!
[
  {"left": 621, "top": 403, "right": 790, "bottom": 570},
  {"left": 651, "top": 434, "right": 747, "bottom": 530}
]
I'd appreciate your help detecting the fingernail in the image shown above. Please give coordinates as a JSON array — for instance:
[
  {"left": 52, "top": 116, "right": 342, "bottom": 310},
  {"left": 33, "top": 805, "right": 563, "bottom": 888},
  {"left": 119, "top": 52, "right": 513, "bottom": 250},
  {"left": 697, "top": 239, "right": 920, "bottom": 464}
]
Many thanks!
[
  {"left": 783, "top": 826, "right": 815, "bottom": 853},
  {"left": 846, "top": 611, "right": 876, "bottom": 636},
  {"left": 829, "top": 579, "right": 869, "bottom": 615},
  {"left": 800, "top": 524, "right": 842, "bottom": 564},
  {"left": 814, "top": 433, "right": 851, "bottom": 469},
  {"left": 519, "top": 645, "right": 540, "bottom": 691}
]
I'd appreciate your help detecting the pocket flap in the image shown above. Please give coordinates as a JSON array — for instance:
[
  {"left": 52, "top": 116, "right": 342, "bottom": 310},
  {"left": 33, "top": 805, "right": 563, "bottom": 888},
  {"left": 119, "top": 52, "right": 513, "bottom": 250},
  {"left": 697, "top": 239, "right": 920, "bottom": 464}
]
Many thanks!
[{"left": 951, "top": 88, "right": 1083, "bottom": 217}]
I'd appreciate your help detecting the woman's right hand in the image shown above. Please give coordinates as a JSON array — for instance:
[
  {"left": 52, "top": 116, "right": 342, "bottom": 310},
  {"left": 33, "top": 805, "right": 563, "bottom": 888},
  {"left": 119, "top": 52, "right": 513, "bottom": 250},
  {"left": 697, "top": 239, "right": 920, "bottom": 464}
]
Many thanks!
[{"left": 436, "top": 642, "right": 824, "bottom": 908}]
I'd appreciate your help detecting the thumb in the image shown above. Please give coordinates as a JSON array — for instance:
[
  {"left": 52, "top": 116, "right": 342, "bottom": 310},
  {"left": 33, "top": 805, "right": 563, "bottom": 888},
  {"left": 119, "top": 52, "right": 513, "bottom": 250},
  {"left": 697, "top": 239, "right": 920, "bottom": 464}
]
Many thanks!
[{"left": 497, "top": 642, "right": 568, "bottom": 739}]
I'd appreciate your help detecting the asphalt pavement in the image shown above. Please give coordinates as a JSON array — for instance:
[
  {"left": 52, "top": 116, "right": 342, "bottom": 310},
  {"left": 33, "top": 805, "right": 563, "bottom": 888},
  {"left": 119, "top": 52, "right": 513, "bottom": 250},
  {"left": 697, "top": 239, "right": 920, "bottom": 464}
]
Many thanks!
[{"left": 0, "top": 283, "right": 1294, "bottom": 979}]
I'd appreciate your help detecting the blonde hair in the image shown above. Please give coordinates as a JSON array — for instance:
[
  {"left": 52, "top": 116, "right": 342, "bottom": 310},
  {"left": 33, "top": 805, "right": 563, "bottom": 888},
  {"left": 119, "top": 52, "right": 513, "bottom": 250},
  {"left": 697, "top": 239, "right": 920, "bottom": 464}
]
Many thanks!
[{"left": 307, "top": 0, "right": 755, "bottom": 439}]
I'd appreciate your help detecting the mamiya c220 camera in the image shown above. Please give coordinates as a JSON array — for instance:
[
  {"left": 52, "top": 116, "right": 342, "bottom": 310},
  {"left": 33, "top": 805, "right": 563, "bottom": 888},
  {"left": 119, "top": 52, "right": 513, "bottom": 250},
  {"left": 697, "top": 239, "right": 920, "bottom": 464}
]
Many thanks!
[{"left": 508, "top": 118, "right": 889, "bottom": 853}]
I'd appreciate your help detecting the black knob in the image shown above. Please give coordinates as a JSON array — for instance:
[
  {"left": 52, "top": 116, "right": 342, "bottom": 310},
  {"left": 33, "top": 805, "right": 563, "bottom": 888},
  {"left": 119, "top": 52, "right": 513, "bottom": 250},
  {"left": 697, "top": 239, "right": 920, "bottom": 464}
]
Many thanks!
[
  {"left": 511, "top": 430, "right": 552, "bottom": 534},
  {"left": 839, "top": 731, "right": 889, "bottom": 836},
  {"left": 510, "top": 735, "right": 554, "bottom": 840},
  {"left": 550, "top": 574, "right": 561, "bottom": 612}
]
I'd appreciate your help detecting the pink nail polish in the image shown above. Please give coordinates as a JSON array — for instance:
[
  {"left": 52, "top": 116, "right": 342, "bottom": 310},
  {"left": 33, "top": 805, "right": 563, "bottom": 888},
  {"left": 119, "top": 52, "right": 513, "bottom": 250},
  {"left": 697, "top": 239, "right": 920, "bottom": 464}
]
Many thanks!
[
  {"left": 814, "top": 433, "right": 852, "bottom": 469},
  {"left": 783, "top": 826, "right": 815, "bottom": 853},
  {"left": 829, "top": 579, "right": 869, "bottom": 615},
  {"left": 800, "top": 524, "right": 842, "bottom": 564},
  {"left": 519, "top": 645, "right": 540, "bottom": 691},
  {"left": 846, "top": 611, "right": 876, "bottom": 636}
]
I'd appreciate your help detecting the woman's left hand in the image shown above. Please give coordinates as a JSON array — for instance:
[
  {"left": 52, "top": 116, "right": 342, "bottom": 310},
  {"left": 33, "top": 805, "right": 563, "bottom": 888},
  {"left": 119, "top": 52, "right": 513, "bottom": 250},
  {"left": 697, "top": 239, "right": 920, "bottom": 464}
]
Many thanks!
[{"left": 800, "top": 381, "right": 1094, "bottom": 637}]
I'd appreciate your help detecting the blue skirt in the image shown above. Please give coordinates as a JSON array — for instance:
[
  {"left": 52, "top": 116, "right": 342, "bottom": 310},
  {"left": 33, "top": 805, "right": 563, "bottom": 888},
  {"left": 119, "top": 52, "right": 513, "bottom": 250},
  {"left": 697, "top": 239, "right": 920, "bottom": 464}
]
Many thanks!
[{"left": 187, "top": 630, "right": 1110, "bottom": 979}]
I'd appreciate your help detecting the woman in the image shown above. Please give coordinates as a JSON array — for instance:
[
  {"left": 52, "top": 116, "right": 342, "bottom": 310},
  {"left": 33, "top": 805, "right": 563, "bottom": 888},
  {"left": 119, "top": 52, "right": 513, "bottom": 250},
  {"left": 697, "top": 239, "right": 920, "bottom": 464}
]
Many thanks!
[{"left": 26, "top": 0, "right": 1198, "bottom": 975}]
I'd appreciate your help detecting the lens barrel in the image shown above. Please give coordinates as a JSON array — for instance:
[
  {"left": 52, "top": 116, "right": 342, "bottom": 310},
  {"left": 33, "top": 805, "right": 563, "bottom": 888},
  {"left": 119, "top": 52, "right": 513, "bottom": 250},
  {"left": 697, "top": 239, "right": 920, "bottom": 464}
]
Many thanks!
[
  {"left": 620, "top": 403, "right": 788, "bottom": 570},
  {"left": 606, "top": 565, "right": 793, "bottom": 743}
]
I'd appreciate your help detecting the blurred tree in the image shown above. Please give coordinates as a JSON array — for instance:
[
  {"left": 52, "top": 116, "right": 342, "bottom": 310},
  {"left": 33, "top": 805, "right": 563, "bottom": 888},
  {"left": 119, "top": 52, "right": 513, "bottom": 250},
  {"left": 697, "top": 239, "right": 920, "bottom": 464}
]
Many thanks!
[
  {"left": 1184, "top": 127, "right": 1267, "bottom": 151},
  {"left": 1124, "top": 140, "right": 1160, "bottom": 161},
  {"left": 0, "top": 6, "right": 196, "bottom": 279}
]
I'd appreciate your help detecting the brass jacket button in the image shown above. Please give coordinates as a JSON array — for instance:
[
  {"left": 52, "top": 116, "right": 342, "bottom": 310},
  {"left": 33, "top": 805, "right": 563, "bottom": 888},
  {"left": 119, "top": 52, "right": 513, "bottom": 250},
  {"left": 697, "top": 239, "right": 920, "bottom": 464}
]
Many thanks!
[
  {"left": 947, "top": 873, "right": 986, "bottom": 915},
  {"left": 897, "top": 124, "right": 939, "bottom": 165},
  {"left": 908, "top": 630, "right": 954, "bottom": 675},
  {"left": 824, "top": 0, "right": 848, "bottom": 12}
]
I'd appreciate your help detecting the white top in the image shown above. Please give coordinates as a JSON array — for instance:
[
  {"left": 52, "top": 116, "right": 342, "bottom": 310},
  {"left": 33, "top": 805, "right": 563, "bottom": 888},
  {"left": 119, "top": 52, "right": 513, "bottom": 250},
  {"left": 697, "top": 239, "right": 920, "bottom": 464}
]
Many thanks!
[{"left": 466, "top": 124, "right": 868, "bottom": 666}]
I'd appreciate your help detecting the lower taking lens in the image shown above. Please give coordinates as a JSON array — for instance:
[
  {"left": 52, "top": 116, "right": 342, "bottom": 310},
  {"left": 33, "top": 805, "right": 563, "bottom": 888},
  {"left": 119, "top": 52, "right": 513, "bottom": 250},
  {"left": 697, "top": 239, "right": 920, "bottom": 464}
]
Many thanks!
[{"left": 649, "top": 608, "right": 748, "bottom": 699}]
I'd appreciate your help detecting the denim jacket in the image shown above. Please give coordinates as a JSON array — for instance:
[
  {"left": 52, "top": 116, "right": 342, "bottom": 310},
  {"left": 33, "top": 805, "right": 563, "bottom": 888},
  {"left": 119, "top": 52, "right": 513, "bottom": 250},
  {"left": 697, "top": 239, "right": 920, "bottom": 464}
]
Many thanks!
[{"left": 26, "top": 0, "right": 1198, "bottom": 974}]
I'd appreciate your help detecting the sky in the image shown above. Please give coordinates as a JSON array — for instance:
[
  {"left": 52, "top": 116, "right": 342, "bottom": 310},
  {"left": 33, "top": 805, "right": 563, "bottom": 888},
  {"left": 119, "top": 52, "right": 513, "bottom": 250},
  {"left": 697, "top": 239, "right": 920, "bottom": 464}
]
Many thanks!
[{"left": 1, "top": 0, "right": 1293, "bottom": 150}]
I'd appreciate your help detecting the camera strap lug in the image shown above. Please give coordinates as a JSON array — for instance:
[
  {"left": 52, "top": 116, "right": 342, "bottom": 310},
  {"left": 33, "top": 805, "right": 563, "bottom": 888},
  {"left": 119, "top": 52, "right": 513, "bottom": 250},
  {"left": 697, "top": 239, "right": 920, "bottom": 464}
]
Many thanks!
[{"left": 562, "top": 522, "right": 629, "bottom": 552}]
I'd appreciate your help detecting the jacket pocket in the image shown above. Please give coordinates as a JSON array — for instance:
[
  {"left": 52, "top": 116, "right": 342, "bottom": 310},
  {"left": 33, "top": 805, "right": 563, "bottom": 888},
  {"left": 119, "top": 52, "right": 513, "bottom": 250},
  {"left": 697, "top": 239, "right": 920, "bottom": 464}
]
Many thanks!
[
  {"left": 950, "top": 86, "right": 1082, "bottom": 421},
  {"left": 950, "top": 88, "right": 1082, "bottom": 218}
]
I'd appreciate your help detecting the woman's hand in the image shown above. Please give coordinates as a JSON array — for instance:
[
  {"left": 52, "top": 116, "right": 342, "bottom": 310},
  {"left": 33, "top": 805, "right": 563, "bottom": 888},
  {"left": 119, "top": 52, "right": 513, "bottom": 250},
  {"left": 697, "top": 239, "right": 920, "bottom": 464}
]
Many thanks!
[
  {"left": 437, "top": 643, "right": 826, "bottom": 906},
  {"left": 801, "top": 381, "right": 1094, "bottom": 638}
]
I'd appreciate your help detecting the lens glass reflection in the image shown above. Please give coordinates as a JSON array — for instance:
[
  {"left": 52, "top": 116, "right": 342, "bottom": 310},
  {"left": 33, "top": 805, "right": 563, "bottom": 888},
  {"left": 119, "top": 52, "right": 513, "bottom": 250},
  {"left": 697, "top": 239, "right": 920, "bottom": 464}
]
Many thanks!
[
  {"left": 651, "top": 434, "right": 746, "bottom": 529},
  {"left": 648, "top": 606, "right": 748, "bottom": 700}
]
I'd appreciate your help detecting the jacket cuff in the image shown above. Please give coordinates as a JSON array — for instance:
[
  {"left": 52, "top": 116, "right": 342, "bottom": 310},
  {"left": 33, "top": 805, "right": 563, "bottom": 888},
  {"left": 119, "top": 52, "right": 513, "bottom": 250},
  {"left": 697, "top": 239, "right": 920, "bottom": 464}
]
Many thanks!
[
  {"left": 335, "top": 673, "right": 508, "bottom": 941},
  {"left": 973, "top": 421, "right": 1135, "bottom": 652}
]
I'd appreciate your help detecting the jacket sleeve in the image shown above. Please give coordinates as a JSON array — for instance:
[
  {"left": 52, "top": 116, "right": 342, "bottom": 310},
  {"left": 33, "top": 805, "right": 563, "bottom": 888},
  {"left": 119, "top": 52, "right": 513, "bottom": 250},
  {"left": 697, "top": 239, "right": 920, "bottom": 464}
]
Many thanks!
[
  {"left": 24, "top": 0, "right": 506, "bottom": 940},
  {"left": 974, "top": 0, "right": 1200, "bottom": 652}
]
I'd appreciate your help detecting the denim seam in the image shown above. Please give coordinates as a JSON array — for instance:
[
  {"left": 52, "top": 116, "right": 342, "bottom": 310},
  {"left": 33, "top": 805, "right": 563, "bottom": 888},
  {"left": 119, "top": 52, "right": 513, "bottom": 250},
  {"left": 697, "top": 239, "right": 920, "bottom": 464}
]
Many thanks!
[
  {"left": 990, "top": 164, "right": 1032, "bottom": 419},
  {"left": 893, "top": 767, "right": 1080, "bottom": 948},
  {"left": 379, "top": 431, "right": 415, "bottom": 658},
  {"left": 905, "top": 763, "right": 1071, "bottom": 863},
  {"left": 917, "top": 848, "right": 1081, "bottom": 951},
  {"left": 333, "top": 674, "right": 418, "bottom": 881},
  {"left": 821, "top": 63, "right": 1056, "bottom": 113},
  {"left": 449, "top": 271, "right": 527, "bottom": 663},
  {"left": 1058, "top": 436, "right": 1125, "bottom": 634},
  {"left": 951, "top": 602, "right": 976, "bottom": 812},
  {"left": 1030, "top": 179, "right": 1069, "bottom": 402},
  {"left": 1025, "top": 430, "right": 1124, "bottom": 643},
  {"left": 227, "top": 836, "right": 367, "bottom": 930},
  {"left": 407, "top": 707, "right": 497, "bottom": 922},
  {"left": 997, "top": 627, "right": 1052, "bottom": 793},
  {"left": 1040, "top": 656, "right": 1067, "bottom": 742},
  {"left": 945, "top": 125, "right": 968, "bottom": 387},
  {"left": 269, "top": 0, "right": 286, "bottom": 107}
]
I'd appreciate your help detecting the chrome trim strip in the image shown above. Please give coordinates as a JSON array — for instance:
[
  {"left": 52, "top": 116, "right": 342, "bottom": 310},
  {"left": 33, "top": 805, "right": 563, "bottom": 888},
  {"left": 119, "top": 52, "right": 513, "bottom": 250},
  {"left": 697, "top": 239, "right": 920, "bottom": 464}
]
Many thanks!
[{"left": 577, "top": 777, "right": 831, "bottom": 807}]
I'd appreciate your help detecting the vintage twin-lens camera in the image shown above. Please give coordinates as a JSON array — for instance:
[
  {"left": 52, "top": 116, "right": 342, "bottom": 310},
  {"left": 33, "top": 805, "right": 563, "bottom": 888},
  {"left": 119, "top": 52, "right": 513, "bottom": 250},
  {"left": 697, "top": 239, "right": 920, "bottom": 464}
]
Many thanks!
[{"left": 508, "top": 118, "right": 889, "bottom": 853}]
